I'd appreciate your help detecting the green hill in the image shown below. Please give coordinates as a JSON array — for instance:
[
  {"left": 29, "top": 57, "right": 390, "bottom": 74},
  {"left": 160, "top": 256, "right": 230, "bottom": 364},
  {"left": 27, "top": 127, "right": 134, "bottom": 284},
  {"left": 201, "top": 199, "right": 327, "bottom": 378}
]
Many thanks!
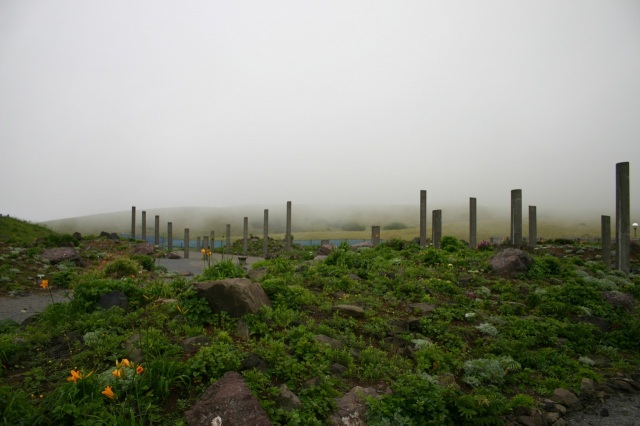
[{"left": 0, "top": 215, "right": 56, "bottom": 244}]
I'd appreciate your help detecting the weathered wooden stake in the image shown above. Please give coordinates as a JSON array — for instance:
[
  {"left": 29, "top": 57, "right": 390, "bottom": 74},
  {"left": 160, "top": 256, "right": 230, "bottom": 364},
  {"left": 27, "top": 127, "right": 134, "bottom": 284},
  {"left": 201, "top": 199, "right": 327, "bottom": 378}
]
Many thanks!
[
  {"left": 420, "top": 190, "right": 427, "bottom": 247},
  {"left": 243, "top": 217, "right": 248, "bottom": 256},
  {"left": 510, "top": 189, "right": 522, "bottom": 246},
  {"left": 263, "top": 209, "right": 269, "bottom": 258},
  {"left": 371, "top": 226, "right": 381, "bottom": 246},
  {"left": 184, "top": 228, "right": 190, "bottom": 259},
  {"left": 432, "top": 210, "right": 442, "bottom": 249},
  {"left": 528, "top": 206, "right": 537, "bottom": 248},
  {"left": 141, "top": 211, "right": 147, "bottom": 242},
  {"left": 469, "top": 197, "right": 477, "bottom": 249},
  {"left": 616, "top": 162, "right": 630, "bottom": 274},
  {"left": 131, "top": 206, "right": 136, "bottom": 240},
  {"left": 602, "top": 215, "right": 611, "bottom": 270},
  {"left": 154, "top": 215, "right": 160, "bottom": 247},
  {"left": 286, "top": 201, "right": 292, "bottom": 251}
]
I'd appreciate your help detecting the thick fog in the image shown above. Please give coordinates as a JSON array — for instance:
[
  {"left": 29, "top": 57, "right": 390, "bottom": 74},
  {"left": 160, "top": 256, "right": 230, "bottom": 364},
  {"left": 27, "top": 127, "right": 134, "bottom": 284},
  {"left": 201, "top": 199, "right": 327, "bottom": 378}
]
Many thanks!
[{"left": 1, "top": 1, "right": 639, "bottom": 224}]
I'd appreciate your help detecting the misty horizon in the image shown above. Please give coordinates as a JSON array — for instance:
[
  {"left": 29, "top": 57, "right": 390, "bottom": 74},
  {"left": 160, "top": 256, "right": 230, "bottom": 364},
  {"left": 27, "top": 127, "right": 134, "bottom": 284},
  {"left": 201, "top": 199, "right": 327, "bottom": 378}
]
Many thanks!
[{"left": 2, "top": 1, "right": 639, "bottom": 223}]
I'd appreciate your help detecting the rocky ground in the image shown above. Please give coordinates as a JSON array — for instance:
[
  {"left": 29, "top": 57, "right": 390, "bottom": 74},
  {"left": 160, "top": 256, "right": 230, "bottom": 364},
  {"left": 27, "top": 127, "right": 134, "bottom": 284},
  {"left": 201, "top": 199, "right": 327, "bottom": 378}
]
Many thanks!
[{"left": 563, "top": 392, "right": 640, "bottom": 426}]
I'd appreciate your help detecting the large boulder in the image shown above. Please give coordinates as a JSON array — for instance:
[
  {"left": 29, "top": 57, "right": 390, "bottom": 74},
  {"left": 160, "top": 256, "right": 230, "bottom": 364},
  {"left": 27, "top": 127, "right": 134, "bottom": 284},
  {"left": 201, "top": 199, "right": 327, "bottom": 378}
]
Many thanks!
[
  {"left": 194, "top": 278, "right": 271, "bottom": 318},
  {"left": 184, "top": 371, "right": 272, "bottom": 426},
  {"left": 133, "top": 243, "right": 155, "bottom": 255},
  {"left": 488, "top": 248, "right": 533, "bottom": 277},
  {"left": 40, "top": 247, "right": 80, "bottom": 265}
]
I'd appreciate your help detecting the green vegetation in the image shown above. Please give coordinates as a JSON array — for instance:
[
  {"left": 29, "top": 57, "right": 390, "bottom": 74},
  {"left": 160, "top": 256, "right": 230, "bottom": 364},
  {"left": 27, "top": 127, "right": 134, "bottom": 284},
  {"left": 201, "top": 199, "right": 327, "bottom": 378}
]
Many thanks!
[
  {"left": 0, "top": 216, "right": 55, "bottom": 244},
  {"left": 0, "top": 219, "right": 639, "bottom": 424}
]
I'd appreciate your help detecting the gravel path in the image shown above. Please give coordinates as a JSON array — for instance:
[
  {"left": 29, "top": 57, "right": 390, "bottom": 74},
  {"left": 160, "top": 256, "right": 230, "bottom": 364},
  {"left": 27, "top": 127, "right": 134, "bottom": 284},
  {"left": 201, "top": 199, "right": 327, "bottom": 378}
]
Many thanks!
[
  {"left": 156, "top": 251, "right": 264, "bottom": 276},
  {"left": 0, "top": 290, "right": 71, "bottom": 323},
  {"left": 564, "top": 393, "right": 640, "bottom": 425},
  {"left": 0, "top": 251, "right": 264, "bottom": 324}
]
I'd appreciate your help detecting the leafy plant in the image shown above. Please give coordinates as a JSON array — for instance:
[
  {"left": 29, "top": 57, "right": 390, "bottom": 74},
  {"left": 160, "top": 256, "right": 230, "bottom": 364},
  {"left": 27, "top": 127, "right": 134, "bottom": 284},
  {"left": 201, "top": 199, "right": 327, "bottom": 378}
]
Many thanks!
[{"left": 199, "top": 260, "right": 245, "bottom": 281}]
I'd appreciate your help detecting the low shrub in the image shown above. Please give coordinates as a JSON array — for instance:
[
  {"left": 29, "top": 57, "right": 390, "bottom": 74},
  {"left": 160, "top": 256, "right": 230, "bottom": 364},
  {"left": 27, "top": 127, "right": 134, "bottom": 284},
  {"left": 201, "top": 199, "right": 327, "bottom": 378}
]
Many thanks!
[{"left": 103, "top": 258, "right": 140, "bottom": 278}]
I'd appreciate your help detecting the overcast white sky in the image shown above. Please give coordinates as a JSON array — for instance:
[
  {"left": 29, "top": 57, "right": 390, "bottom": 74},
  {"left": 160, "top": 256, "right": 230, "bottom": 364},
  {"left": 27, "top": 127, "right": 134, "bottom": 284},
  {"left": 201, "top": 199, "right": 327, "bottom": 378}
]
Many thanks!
[{"left": 1, "top": 0, "right": 639, "bottom": 223}]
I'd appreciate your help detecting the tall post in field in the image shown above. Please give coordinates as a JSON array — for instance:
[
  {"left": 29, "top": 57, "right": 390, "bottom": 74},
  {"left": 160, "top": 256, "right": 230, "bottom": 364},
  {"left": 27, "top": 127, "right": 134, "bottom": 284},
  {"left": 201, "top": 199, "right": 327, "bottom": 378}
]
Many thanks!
[
  {"left": 243, "top": 217, "right": 249, "bottom": 256},
  {"left": 616, "top": 162, "right": 630, "bottom": 274},
  {"left": 602, "top": 215, "right": 611, "bottom": 270},
  {"left": 141, "top": 211, "right": 147, "bottom": 242},
  {"left": 285, "top": 201, "right": 292, "bottom": 251},
  {"left": 528, "top": 206, "right": 537, "bottom": 248},
  {"left": 210, "top": 230, "right": 215, "bottom": 249},
  {"left": 510, "top": 189, "right": 522, "bottom": 246},
  {"left": 371, "top": 226, "right": 381, "bottom": 246},
  {"left": 263, "top": 209, "right": 269, "bottom": 258},
  {"left": 469, "top": 197, "right": 477, "bottom": 249},
  {"left": 131, "top": 206, "right": 136, "bottom": 240},
  {"left": 167, "top": 222, "right": 173, "bottom": 251},
  {"left": 184, "top": 228, "right": 190, "bottom": 259},
  {"left": 432, "top": 210, "right": 442, "bottom": 249},
  {"left": 226, "top": 224, "right": 231, "bottom": 255},
  {"left": 154, "top": 215, "right": 160, "bottom": 247},
  {"left": 420, "top": 190, "right": 427, "bottom": 247}
]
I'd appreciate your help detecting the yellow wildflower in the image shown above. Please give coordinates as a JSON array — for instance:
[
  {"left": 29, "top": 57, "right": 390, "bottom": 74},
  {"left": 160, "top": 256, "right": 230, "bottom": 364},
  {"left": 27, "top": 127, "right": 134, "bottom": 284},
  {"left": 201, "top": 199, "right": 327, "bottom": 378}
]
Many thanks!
[
  {"left": 67, "top": 370, "right": 82, "bottom": 383},
  {"left": 112, "top": 368, "right": 124, "bottom": 378},
  {"left": 40, "top": 279, "right": 49, "bottom": 289},
  {"left": 101, "top": 386, "right": 115, "bottom": 399},
  {"left": 120, "top": 358, "right": 132, "bottom": 368}
]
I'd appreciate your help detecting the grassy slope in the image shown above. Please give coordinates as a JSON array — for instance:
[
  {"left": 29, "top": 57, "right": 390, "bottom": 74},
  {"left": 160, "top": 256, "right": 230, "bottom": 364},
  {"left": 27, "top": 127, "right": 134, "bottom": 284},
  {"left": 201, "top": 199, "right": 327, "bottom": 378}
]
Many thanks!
[{"left": 0, "top": 216, "right": 55, "bottom": 244}]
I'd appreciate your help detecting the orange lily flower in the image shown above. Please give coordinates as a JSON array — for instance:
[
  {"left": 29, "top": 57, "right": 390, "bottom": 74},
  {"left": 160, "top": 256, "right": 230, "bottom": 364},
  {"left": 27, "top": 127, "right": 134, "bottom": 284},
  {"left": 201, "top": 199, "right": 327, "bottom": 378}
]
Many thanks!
[
  {"left": 67, "top": 369, "right": 82, "bottom": 383},
  {"left": 112, "top": 368, "right": 124, "bottom": 378},
  {"left": 120, "top": 359, "right": 131, "bottom": 368},
  {"left": 40, "top": 279, "right": 49, "bottom": 289},
  {"left": 101, "top": 386, "right": 116, "bottom": 399},
  {"left": 136, "top": 365, "right": 144, "bottom": 375}
]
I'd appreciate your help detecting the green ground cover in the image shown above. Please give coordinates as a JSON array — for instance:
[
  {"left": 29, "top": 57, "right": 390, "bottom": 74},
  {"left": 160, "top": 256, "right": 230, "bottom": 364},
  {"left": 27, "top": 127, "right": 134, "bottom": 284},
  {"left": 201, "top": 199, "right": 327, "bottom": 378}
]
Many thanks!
[{"left": 1, "top": 218, "right": 638, "bottom": 425}]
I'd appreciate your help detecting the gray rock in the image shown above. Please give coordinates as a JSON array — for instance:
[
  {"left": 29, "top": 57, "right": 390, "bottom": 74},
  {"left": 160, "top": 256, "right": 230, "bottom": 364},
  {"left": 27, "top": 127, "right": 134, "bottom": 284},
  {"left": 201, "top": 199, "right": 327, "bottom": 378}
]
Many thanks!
[
  {"left": 98, "top": 291, "right": 128, "bottom": 311},
  {"left": 180, "top": 336, "right": 210, "bottom": 355},
  {"left": 329, "top": 363, "right": 348, "bottom": 375},
  {"left": 133, "top": 243, "right": 155, "bottom": 255},
  {"left": 551, "top": 388, "right": 583, "bottom": 413},
  {"left": 184, "top": 371, "right": 272, "bottom": 426},
  {"left": 488, "top": 248, "right": 533, "bottom": 277},
  {"left": 328, "top": 386, "right": 378, "bottom": 425},
  {"left": 235, "top": 320, "right": 250, "bottom": 341},
  {"left": 406, "top": 303, "right": 437, "bottom": 315},
  {"left": 332, "top": 304, "right": 365, "bottom": 318},
  {"left": 580, "top": 378, "right": 596, "bottom": 402},
  {"left": 601, "top": 291, "right": 635, "bottom": 313},
  {"left": 276, "top": 384, "right": 302, "bottom": 411},
  {"left": 247, "top": 267, "right": 268, "bottom": 281},
  {"left": 241, "top": 352, "right": 269, "bottom": 372},
  {"left": 194, "top": 278, "right": 271, "bottom": 318},
  {"left": 40, "top": 247, "right": 80, "bottom": 265},
  {"left": 317, "top": 244, "right": 334, "bottom": 256},
  {"left": 314, "top": 334, "right": 344, "bottom": 350}
]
